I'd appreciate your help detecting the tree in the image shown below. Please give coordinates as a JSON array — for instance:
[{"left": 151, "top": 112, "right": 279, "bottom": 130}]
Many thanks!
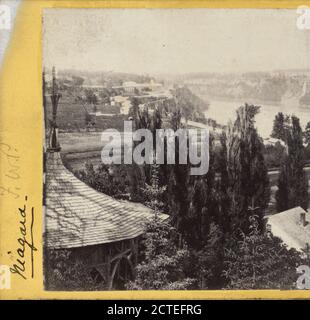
[
  {"left": 276, "top": 116, "right": 309, "bottom": 211},
  {"left": 165, "top": 107, "right": 194, "bottom": 241},
  {"left": 44, "top": 249, "right": 105, "bottom": 291},
  {"left": 85, "top": 89, "right": 98, "bottom": 108},
  {"left": 76, "top": 162, "right": 130, "bottom": 199},
  {"left": 304, "top": 121, "right": 310, "bottom": 162},
  {"left": 222, "top": 104, "right": 270, "bottom": 233},
  {"left": 99, "top": 88, "right": 111, "bottom": 102},
  {"left": 125, "top": 218, "right": 195, "bottom": 290},
  {"left": 217, "top": 131, "right": 232, "bottom": 235},
  {"left": 185, "top": 134, "right": 220, "bottom": 248},
  {"left": 142, "top": 163, "right": 166, "bottom": 213},
  {"left": 276, "top": 165, "right": 289, "bottom": 212},
  {"left": 173, "top": 86, "right": 208, "bottom": 121},
  {"left": 223, "top": 216, "right": 304, "bottom": 289},
  {"left": 271, "top": 112, "right": 290, "bottom": 142},
  {"left": 304, "top": 121, "right": 310, "bottom": 146},
  {"left": 128, "top": 97, "right": 164, "bottom": 200},
  {"left": 193, "top": 222, "right": 225, "bottom": 289},
  {"left": 126, "top": 165, "right": 194, "bottom": 290},
  {"left": 167, "top": 164, "right": 191, "bottom": 229},
  {"left": 263, "top": 142, "right": 286, "bottom": 168},
  {"left": 84, "top": 111, "right": 93, "bottom": 129}
]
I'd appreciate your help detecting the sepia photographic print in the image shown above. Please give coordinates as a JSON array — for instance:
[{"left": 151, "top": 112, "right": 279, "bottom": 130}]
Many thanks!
[{"left": 43, "top": 8, "right": 310, "bottom": 291}]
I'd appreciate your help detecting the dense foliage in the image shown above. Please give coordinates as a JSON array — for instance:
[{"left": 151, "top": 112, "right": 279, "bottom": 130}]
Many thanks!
[
  {"left": 44, "top": 249, "right": 106, "bottom": 291},
  {"left": 220, "top": 104, "right": 270, "bottom": 233},
  {"left": 52, "top": 98, "right": 308, "bottom": 291},
  {"left": 126, "top": 218, "right": 195, "bottom": 290},
  {"left": 223, "top": 216, "right": 303, "bottom": 289},
  {"left": 276, "top": 115, "right": 309, "bottom": 211}
]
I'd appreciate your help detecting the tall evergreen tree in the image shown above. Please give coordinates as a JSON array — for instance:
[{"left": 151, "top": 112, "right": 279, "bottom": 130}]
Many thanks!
[
  {"left": 187, "top": 134, "right": 219, "bottom": 248},
  {"left": 271, "top": 112, "right": 290, "bottom": 141},
  {"left": 217, "top": 131, "right": 232, "bottom": 234},
  {"left": 276, "top": 115, "right": 309, "bottom": 211},
  {"left": 222, "top": 104, "right": 270, "bottom": 233},
  {"left": 128, "top": 97, "right": 164, "bottom": 200},
  {"left": 304, "top": 121, "right": 310, "bottom": 146},
  {"left": 191, "top": 222, "right": 225, "bottom": 289},
  {"left": 142, "top": 163, "right": 166, "bottom": 214},
  {"left": 126, "top": 163, "right": 194, "bottom": 290},
  {"left": 166, "top": 105, "right": 196, "bottom": 244},
  {"left": 167, "top": 149, "right": 192, "bottom": 239}
]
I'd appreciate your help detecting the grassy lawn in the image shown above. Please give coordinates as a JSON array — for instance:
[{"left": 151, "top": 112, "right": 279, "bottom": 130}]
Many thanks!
[{"left": 59, "top": 132, "right": 104, "bottom": 153}]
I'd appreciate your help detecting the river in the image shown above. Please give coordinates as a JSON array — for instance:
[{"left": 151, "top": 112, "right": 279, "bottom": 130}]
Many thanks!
[{"left": 203, "top": 99, "right": 310, "bottom": 138}]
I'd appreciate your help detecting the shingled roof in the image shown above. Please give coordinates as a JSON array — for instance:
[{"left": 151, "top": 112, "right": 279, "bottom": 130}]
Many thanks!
[
  {"left": 266, "top": 206, "right": 310, "bottom": 252},
  {"left": 44, "top": 151, "right": 168, "bottom": 249}
]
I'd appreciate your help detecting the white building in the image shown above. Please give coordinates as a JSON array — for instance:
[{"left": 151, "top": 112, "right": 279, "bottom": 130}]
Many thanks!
[
  {"left": 120, "top": 100, "right": 132, "bottom": 115},
  {"left": 110, "top": 96, "right": 131, "bottom": 115},
  {"left": 112, "top": 80, "right": 163, "bottom": 93}
]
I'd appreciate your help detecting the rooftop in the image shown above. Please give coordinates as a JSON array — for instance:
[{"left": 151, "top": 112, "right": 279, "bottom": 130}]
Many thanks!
[
  {"left": 45, "top": 151, "right": 168, "bottom": 249},
  {"left": 266, "top": 206, "right": 310, "bottom": 252}
]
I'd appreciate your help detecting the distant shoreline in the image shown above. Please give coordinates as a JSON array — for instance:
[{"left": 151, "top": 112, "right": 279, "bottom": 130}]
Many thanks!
[
  {"left": 194, "top": 92, "right": 310, "bottom": 109},
  {"left": 196, "top": 94, "right": 283, "bottom": 107}
]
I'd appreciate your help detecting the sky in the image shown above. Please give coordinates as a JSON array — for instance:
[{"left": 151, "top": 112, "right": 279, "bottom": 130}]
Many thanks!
[{"left": 43, "top": 8, "right": 310, "bottom": 75}]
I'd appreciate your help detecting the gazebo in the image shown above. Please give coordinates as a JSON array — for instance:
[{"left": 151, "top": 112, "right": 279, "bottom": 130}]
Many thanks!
[{"left": 44, "top": 68, "right": 168, "bottom": 289}]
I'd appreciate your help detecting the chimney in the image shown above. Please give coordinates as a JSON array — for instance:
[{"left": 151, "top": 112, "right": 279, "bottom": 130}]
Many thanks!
[{"left": 300, "top": 212, "right": 306, "bottom": 227}]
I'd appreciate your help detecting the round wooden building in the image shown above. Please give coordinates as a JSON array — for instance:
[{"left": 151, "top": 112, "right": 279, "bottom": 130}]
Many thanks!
[{"left": 44, "top": 68, "right": 167, "bottom": 289}]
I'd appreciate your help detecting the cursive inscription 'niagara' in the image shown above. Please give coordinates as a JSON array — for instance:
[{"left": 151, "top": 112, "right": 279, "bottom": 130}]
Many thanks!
[{"left": 8, "top": 196, "right": 37, "bottom": 280}]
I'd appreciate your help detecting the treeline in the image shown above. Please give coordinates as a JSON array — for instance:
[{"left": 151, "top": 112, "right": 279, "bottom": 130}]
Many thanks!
[
  {"left": 174, "top": 86, "right": 209, "bottom": 120},
  {"left": 57, "top": 69, "right": 153, "bottom": 87},
  {"left": 189, "top": 74, "right": 309, "bottom": 104}
]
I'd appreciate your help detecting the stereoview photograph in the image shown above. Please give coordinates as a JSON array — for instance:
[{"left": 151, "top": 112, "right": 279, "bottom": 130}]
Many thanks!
[{"left": 43, "top": 8, "right": 310, "bottom": 291}]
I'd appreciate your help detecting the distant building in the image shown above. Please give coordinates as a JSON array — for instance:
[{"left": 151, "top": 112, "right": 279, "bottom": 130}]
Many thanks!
[
  {"left": 82, "top": 84, "right": 105, "bottom": 89},
  {"left": 183, "top": 119, "right": 222, "bottom": 135},
  {"left": 266, "top": 207, "right": 310, "bottom": 254},
  {"left": 110, "top": 96, "right": 132, "bottom": 115},
  {"left": 112, "top": 80, "right": 163, "bottom": 93},
  {"left": 110, "top": 95, "right": 127, "bottom": 106},
  {"left": 122, "top": 81, "right": 139, "bottom": 93},
  {"left": 120, "top": 100, "right": 132, "bottom": 115}
]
